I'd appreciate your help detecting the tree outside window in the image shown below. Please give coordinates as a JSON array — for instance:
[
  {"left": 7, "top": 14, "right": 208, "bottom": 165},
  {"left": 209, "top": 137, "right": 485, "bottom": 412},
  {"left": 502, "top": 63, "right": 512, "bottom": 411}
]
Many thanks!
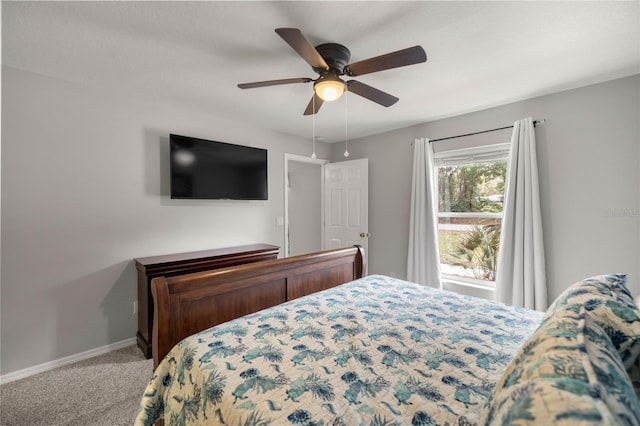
[{"left": 436, "top": 160, "right": 507, "bottom": 285}]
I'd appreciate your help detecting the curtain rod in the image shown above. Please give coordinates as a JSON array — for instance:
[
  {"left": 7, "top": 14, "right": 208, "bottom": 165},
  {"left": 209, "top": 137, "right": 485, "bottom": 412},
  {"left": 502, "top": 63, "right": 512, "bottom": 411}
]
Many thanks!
[{"left": 429, "top": 119, "right": 546, "bottom": 143}]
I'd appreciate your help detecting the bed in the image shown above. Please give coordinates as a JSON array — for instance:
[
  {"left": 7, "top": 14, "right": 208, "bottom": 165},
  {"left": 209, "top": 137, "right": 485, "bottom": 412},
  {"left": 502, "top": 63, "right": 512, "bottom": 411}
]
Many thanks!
[{"left": 135, "top": 246, "right": 640, "bottom": 425}]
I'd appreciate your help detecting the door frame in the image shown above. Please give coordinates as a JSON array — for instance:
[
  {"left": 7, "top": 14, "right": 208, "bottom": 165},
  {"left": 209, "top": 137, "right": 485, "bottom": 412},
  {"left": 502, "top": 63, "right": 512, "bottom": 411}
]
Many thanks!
[{"left": 283, "top": 153, "right": 328, "bottom": 257}]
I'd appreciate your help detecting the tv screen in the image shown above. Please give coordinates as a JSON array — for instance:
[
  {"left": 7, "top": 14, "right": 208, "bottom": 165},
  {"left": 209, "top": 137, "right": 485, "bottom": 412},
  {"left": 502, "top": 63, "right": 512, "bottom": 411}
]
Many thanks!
[{"left": 170, "top": 134, "right": 268, "bottom": 200}]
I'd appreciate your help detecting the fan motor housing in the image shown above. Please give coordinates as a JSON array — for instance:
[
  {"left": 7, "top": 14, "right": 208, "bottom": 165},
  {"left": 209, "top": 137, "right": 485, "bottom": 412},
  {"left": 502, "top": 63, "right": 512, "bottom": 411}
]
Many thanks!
[{"left": 314, "top": 43, "right": 351, "bottom": 74}]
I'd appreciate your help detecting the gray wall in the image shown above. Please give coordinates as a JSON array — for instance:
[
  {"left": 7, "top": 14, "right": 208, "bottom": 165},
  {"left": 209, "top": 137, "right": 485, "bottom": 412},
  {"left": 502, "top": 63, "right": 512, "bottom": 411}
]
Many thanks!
[
  {"left": 331, "top": 74, "right": 640, "bottom": 303},
  {"left": 0, "top": 66, "right": 331, "bottom": 375}
]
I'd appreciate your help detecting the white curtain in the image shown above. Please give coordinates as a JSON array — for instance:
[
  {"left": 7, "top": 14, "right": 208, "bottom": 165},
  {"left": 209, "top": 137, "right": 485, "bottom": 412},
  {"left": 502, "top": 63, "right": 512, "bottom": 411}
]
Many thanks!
[
  {"left": 495, "top": 118, "right": 547, "bottom": 311},
  {"left": 407, "top": 138, "right": 442, "bottom": 288}
]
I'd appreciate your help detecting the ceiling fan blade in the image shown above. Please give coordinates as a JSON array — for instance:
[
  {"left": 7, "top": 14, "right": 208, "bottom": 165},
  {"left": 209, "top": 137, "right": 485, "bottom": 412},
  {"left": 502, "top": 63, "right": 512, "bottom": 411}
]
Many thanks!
[
  {"left": 303, "top": 93, "right": 324, "bottom": 115},
  {"left": 345, "top": 46, "right": 427, "bottom": 76},
  {"left": 346, "top": 80, "right": 399, "bottom": 107},
  {"left": 238, "top": 77, "right": 312, "bottom": 89},
  {"left": 275, "top": 28, "right": 329, "bottom": 70}
]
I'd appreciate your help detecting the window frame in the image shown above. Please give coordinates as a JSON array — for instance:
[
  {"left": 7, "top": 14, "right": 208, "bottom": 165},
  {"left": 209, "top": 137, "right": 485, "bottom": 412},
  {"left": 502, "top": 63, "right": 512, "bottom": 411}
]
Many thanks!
[{"left": 433, "top": 143, "right": 510, "bottom": 289}]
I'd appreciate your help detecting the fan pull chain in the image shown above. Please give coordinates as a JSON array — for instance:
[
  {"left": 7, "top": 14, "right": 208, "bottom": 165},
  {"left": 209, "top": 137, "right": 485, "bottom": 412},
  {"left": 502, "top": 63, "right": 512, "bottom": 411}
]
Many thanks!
[
  {"left": 344, "top": 86, "right": 349, "bottom": 157},
  {"left": 311, "top": 95, "right": 317, "bottom": 159}
]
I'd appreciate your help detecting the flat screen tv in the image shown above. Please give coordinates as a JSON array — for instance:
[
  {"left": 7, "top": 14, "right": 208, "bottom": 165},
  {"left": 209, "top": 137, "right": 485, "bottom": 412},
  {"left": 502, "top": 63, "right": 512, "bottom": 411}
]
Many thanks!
[{"left": 170, "top": 134, "right": 268, "bottom": 200}]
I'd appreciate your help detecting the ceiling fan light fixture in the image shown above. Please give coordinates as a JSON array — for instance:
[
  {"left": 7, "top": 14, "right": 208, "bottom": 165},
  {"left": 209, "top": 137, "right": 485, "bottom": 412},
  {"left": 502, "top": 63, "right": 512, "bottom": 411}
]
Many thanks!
[
  {"left": 238, "top": 28, "right": 427, "bottom": 115},
  {"left": 314, "top": 75, "right": 346, "bottom": 101}
]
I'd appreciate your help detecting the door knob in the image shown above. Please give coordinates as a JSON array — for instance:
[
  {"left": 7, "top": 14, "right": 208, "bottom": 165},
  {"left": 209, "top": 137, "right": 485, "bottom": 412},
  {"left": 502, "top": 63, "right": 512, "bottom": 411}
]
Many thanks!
[{"left": 360, "top": 232, "right": 369, "bottom": 238}]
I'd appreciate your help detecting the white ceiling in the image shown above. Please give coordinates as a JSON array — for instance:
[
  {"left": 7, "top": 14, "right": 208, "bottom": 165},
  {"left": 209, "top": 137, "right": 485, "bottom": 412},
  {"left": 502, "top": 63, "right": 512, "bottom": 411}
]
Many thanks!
[{"left": 3, "top": 1, "right": 639, "bottom": 142}]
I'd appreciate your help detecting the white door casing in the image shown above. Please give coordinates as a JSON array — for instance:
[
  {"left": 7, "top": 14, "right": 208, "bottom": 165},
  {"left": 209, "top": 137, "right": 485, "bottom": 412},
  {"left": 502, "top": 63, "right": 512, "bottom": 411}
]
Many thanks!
[{"left": 323, "top": 158, "right": 369, "bottom": 255}]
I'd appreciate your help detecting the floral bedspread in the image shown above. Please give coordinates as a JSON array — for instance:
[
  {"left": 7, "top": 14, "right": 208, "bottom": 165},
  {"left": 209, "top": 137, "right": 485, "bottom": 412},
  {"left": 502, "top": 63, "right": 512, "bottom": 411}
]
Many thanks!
[{"left": 135, "top": 275, "right": 543, "bottom": 426}]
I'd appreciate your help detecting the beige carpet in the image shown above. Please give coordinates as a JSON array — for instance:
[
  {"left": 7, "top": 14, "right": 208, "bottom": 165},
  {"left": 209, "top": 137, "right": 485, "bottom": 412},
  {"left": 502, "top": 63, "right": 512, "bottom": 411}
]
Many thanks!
[{"left": 0, "top": 345, "right": 153, "bottom": 426}]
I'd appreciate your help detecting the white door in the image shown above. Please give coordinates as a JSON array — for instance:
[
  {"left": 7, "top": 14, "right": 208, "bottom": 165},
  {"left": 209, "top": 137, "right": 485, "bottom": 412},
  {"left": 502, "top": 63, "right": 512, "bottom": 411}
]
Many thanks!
[{"left": 324, "top": 158, "right": 369, "bottom": 255}]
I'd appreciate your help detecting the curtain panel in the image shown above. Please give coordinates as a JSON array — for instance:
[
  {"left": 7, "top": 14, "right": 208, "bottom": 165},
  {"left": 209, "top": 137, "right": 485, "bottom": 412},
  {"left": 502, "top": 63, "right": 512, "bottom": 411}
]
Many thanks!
[
  {"left": 495, "top": 118, "right": 547, "bottom": 311},
  {"left": 407, "top": 138, "right": 442, "bottom": 288}
]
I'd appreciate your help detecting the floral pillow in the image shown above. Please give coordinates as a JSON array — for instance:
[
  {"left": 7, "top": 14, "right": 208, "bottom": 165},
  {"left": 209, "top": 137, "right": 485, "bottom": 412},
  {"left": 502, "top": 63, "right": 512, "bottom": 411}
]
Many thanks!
[
  {"left": 545, "top": 274, "right": 640, "bottom": 393},
  {"left": 480, "top": 274, "right": 640, "bottom": 425}
]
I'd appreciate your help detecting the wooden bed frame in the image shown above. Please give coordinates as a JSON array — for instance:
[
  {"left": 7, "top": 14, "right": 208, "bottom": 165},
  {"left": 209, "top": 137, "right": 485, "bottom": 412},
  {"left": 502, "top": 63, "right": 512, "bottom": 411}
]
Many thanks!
[{"left": 151, "top": 245, "right": 365, "bottom": 367}]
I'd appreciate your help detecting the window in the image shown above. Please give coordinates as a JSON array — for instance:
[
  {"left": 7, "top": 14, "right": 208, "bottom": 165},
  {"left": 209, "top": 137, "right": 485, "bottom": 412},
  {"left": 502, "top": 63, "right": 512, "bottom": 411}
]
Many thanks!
[{"left": 434, "top": 144, "right": 509, "bottom": 287}]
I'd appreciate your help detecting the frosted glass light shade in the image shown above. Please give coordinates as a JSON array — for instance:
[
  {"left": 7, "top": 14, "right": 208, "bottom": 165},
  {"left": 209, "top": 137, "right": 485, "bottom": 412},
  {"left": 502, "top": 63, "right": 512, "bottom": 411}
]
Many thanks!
[{"left": 314, "top": 78, "right": 346, "bottom": 101}]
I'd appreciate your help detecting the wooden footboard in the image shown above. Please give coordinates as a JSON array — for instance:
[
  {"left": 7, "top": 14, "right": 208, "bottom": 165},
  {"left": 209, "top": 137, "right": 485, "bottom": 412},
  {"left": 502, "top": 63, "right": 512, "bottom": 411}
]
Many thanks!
[{"left": 151, "top": 245, "right": 365, "bottom": 367}]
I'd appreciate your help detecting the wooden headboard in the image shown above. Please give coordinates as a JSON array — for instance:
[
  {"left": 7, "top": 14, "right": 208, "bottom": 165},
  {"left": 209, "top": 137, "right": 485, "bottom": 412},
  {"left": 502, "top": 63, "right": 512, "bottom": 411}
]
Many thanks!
[{"left": 151, "top": 245, "right": 365, "bottom": 367}]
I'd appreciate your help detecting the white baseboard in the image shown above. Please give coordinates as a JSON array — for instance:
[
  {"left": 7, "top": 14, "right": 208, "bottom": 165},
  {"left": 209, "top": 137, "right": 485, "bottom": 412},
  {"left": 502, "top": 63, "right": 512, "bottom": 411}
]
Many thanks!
[{"left": 0, "top": 337, "right": 138, "bottom": 385}]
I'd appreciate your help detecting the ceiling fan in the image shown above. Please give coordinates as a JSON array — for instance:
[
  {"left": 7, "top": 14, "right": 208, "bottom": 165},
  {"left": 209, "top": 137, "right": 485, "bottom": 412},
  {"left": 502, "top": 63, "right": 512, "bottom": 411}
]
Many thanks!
[{"left": 237, "top": 28, "right": 427, "bottom": 115}]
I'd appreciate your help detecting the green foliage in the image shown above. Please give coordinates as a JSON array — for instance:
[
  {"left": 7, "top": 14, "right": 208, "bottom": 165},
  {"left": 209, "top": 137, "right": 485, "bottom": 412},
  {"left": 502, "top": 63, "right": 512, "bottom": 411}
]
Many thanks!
[
  {"left": 449, "top": 224, "right": 500, "bottom": 280},
  {"left": 438, "top": 160, "right": 506, "bottom": 280},
  {"left": 438, "top": 162, "right": 506, "bottom": 213}
]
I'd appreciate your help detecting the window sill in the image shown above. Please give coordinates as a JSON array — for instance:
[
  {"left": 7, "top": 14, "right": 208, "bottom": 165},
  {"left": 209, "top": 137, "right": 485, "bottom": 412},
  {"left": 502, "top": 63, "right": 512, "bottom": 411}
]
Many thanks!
[
  {"left": 441, "top": 276, "right": 496, "bottom": 292},
  {"left": 442, "top": 277, "right": 496, "bottom": 300}
]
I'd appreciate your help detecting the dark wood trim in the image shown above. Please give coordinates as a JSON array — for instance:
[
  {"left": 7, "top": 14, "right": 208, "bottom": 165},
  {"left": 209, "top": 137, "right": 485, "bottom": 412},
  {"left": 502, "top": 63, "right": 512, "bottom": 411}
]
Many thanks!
[
  {"left": 135, "top": 244, "right": 279, "bottom": 358},
  {"left": 152, "top": 245, "right": 365, "bottom": 367}
]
